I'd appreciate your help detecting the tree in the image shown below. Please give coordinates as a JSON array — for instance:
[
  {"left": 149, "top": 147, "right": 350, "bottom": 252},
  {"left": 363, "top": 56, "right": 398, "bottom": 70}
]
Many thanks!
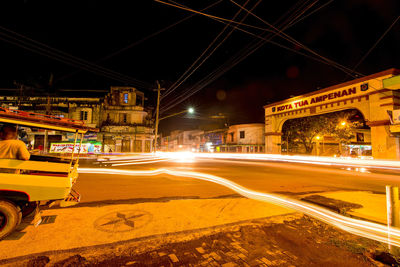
[
  {"left": 282, "top": 115, "right": 330, "bottom": 154},
  {"left": 325, "top": 111, "right": 362, "bottom": 155},
  {"left": 282, "top": 110, "right": 363, "bottom": 155}
]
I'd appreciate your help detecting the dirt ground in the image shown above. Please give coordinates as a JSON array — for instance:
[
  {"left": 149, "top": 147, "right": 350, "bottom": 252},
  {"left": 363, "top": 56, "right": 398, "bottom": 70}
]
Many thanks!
[{"left": 2, "top": 213, "right": 397, "bottom": 267}]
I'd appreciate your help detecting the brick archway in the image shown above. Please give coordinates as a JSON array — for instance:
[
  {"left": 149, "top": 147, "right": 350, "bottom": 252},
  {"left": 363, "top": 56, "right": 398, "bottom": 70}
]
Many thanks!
[{"left": 264, "top": 69, "right": 400, "bottom": 159}]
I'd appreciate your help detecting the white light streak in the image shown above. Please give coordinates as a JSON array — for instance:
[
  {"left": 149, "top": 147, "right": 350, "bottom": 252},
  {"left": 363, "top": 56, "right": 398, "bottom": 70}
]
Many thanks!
[
  {"left": 79, "top": 167, "right": 400, "bottom": 246},
  {"left": 156, "top": 152, "right": 400, "bottom": 171}
]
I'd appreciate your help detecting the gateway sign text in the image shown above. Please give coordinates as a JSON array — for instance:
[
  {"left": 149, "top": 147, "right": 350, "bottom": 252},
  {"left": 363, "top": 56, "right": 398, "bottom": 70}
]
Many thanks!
[{"left": 275, "top": 87, "right": 357, "bottom": 112}]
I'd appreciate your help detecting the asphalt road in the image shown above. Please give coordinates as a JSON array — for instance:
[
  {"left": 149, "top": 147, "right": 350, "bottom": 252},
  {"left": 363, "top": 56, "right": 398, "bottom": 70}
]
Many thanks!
[{"left": 75, "top": 156, "right": 400, "bottom": 203}]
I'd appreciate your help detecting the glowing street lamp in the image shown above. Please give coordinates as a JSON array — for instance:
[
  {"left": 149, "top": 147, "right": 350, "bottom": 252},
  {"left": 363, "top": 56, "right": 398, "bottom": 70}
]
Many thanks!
[
  {"left": 315, "top": 135, "right": 321, "bottom": 156},
  {"left": 340, "top": 121, "right": 346, "bottom": 126}
]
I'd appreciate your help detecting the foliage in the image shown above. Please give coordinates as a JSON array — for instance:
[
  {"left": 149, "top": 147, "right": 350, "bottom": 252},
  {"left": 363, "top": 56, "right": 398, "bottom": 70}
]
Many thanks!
[
  {"left": 282, "top": 115, "right": 329, "bottom": 154},
  {"left": 282, "top": 110, "right": 363, "bottom": 154}
]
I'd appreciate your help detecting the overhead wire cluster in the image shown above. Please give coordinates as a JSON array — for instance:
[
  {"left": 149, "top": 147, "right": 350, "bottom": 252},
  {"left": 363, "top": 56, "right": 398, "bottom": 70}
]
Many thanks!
[
  {"left": 160, "top": 0, "right": 261, "bottom": 101},
  {"left": 56, "top": 0, "right": 224, "bottom": 84},
  {"left": 158, "top": 0, "right": 346, "bottom": 114},
  {"left": 0, "top": 25, "right": 152, "bottom": 89}
]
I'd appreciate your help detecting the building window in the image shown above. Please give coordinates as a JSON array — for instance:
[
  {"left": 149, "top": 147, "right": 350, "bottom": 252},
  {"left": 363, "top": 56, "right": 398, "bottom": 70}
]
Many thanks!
[
  {"left": 80, "top": 111, "right": 88, "bottom": 121},
  {"left": 123, "top": 93, "right": 129, "bottom": 104},
  {"left": 123, "top": 114, "right": 127, "bottom": 123},
  {"left": 240, "top": 131, "right": 245, "bottom": 139}
]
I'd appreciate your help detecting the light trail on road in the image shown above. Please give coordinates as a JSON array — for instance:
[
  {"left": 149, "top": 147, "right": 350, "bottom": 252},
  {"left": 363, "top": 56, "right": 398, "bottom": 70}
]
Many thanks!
[
  {"left": 156, "top": 152, "right": 400, "bottom": 171},
  {"left": 96, "top": 156, "right": 171, "bottom": 166},
  {"left": 111, "top": 158, "right": 171, "bottom": 166},
  {"left": 79, "top": 167, "right": 399, "bottom": 247}
]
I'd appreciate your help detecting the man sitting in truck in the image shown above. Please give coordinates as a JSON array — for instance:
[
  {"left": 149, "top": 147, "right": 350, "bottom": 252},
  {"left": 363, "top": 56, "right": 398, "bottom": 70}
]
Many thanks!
[{"left": 0, "top": 124, "right": 30, "bottom": 160}]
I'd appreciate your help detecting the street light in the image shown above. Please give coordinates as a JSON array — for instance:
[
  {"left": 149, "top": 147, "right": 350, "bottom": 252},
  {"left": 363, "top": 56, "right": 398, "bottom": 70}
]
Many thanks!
[
  {"left": 340, "top": 121, "right": 346, "bottom": 126},
  {"left": 315, "top": 135, "right": 321, "bottom": 156},
  {"left": 154, "top": 107, "right": 195, "bottom": 153}
]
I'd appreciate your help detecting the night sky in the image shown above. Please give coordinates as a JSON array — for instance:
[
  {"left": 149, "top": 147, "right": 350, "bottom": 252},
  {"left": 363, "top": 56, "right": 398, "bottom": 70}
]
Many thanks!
[{"left": 0, "top": 0, "right": 399, "bottom": 134}]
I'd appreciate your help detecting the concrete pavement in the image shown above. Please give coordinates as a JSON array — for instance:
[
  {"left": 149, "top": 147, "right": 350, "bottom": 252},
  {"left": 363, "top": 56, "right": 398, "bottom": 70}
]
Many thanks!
[
  {"left": 307, "top": 191, "right": 388, "bottom": 224},
  {"left": 0, "top": 196, "right": 293, "bottom": 260}
]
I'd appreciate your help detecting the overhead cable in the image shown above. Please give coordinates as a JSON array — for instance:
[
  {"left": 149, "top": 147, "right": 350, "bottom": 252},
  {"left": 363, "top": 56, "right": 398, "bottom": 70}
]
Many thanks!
[
  {"left": 0, "top": 26, "right": 151, "bottom": 89},
  {"left": 159, "top": 1, "right": 346, "bottom": 112},
  {"left": 161, "top": 0, "right": 261, "bottom": 100},
  {"left": 56, "top": 0, "right": 224, "bottom": 83}
]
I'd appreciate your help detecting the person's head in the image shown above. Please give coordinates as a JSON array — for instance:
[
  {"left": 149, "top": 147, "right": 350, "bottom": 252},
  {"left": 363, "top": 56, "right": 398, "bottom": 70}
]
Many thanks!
[{"left": 0, "top": 124, "right": 18, "bottom": 140}]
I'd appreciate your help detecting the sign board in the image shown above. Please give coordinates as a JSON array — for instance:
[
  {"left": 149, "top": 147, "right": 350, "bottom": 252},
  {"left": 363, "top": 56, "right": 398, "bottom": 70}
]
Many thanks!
[
  {"left": 65, "top": 133, "right": 98, "bottom": 141},
  {"left": 50, "top": 142, "right": 102, "bottom": 154}
]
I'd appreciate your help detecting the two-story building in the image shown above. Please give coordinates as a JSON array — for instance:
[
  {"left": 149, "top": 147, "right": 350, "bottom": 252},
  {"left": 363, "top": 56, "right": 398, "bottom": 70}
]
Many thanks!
[
  {"left": 222, "top": 123, "right": 265, "bottom": 153},
  {"left": 101, "top": 86, "right": 153, "bottom": 153},
  {"left": 0, "top": 86, "right": 154, "bottom": 153}
]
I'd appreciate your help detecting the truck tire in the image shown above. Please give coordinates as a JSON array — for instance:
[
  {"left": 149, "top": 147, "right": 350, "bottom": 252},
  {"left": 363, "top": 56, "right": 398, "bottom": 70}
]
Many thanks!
[{"left": 0, "top": 200, "right": 22, "bottom": 240}]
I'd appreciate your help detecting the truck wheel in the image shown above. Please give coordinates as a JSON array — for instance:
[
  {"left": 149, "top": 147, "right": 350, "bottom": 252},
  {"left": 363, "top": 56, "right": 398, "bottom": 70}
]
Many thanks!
[{"left": 0, "top": 200, "right": 22, "bottom": 240}]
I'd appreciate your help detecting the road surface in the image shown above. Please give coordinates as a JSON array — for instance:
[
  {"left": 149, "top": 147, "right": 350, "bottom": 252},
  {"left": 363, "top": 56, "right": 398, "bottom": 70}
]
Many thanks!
[{"left": 76, "top": 156, "right": 400, "bottom": 203}]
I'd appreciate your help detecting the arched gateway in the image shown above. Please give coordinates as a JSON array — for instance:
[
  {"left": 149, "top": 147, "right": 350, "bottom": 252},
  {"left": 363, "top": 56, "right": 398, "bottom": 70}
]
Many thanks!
[{"left": 264, "top": 68, "right": 400, "bottom": 159}]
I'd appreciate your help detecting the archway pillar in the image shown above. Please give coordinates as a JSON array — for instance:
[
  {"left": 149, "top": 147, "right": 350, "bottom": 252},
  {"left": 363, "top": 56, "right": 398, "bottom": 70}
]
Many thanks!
[
  {"left": 265, "top": 133, "right": 282, "bottom": 154},
  {"left": 265, "top": 115, "right": 283, "bottom": 154},
  {"left": 369, "top": 124, "right": 400, "bottom": 160}
]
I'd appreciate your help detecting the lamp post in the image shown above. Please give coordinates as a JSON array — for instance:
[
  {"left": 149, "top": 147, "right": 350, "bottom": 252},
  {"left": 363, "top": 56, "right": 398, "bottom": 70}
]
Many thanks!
[
  {"left": 338, "top": 120, "right": 347, "bottom": 155},
  {"left": 153, "top": 107, "right": 194, "bottom": 153},
  {"left": 315, "top": 135, "right": 321, "bottom": 156}
]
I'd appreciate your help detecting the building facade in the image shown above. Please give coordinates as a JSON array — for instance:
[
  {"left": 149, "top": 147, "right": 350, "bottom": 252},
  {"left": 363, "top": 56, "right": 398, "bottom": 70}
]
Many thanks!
[
  {"left": 0, "top": 86, "right": 154, "bottom": 153},
  {"left": 160, "top": 130, "right": 203, "bottom": 152},
  {"left": 101, "top": 87, "right": 153, "bottom": 153},
  {"left": 159, "top": 123, "right": 265, "bottom": 153},
  {"left": 222, "top": 123, "right": 265, "bottom": 153}
]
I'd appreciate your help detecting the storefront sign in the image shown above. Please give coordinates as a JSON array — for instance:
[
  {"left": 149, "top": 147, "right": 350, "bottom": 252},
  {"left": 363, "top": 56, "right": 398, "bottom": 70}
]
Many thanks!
[
  {"left": 273, "top": 87, "right": 357, "bottom": 112},
  {"left": 50, "top": 142, "right": 102, "bottom": 154},
  {"left": 65, "top": 133, "right": 98, "bottom": 141}
]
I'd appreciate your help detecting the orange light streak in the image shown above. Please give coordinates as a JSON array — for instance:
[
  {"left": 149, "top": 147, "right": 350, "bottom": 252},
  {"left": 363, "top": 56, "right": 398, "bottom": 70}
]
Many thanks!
[
  {"left": 157, "top": 152, "right": 400, "bottom": 171},
  {"left": 79, "top": 167, "right": 400, "bottom": 246}
]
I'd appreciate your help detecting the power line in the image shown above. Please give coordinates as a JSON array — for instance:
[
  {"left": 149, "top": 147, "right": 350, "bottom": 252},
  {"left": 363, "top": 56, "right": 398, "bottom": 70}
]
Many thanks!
[
  {"left": 159, "top": 1, "right": 344, "bottom": 113},
  {"left": 352, "top": 15, "right": 400, "bottom": 72},
  {"left": 0, "top": 26, "right": 151, "bottom": 89},
  {"left": 159, "top": 0, "right": 322, "bottom": 112},
  {"left": 56, "top": 0, "right": 224, "bottom": 83},
  {"left": 159, "top": 0, "right": 321, "bottom": 110},
  {"left": 155, "top": 0, "right": 363, "bottom": 79},
  {"left": 161, "top": 0, "right": 261, "bottom": 100},
  {"left": 287, "top": 0, "right": 335, "bottom": 27},
  {"left": 161, "top": 0, "right": 392, "bottom": 112},
  {"left": 228, "top": 0, "right": 361, "bottom": 77}
]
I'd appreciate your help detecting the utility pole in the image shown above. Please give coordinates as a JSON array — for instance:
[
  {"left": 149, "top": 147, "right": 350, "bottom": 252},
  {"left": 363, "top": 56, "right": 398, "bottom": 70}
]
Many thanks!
[
  {"left": 153, "top": 81, "right": 164, "bottom": 153},
  {"left": 386, "top": 185, "right": 400, "bottom": 255},
  {"left": 44, "top": 74, "right": 53, "bottom": 154},
  {"left": 43, "top": 95, "right": 50, "bottom": 153}
]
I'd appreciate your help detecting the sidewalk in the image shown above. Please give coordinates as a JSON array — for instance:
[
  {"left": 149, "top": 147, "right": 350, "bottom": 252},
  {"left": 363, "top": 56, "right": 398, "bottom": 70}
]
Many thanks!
[
  {"left": 0, "top": 197, "right": 292, "bottom": 260},
  {"left": 303, "top": 191, "right": 387, "bottom": 224},
  {"left": 0, "top": 193, "right": 394, "bottom": 266},
  {"left": 1, "top": 212, "right": 386, "bottom": 267}
]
